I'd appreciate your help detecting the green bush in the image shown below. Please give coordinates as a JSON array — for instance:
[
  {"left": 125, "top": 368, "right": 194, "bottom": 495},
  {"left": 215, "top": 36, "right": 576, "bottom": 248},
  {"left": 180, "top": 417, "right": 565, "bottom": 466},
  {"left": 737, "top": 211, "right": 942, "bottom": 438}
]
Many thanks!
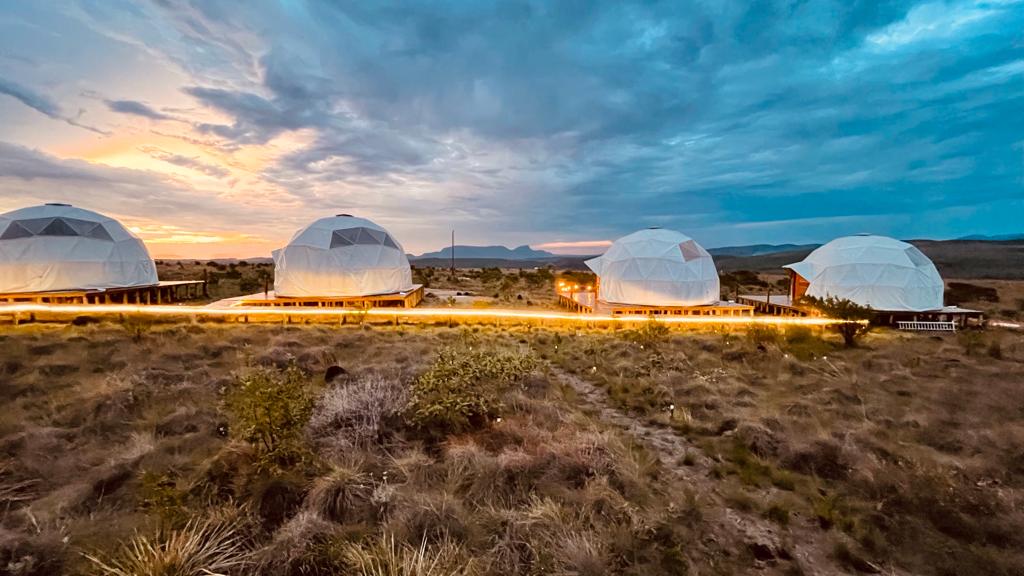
[
  {"left": 138, "top": 471, "right": 189, "bottom": 527},
  {"left": 405, "top": 345, "right": 536, "bottom": 436},
  {"left": 801, "top": 295, "right": 873, "bottom": 347},
  {"left": 623, "top": 318, "right": 671, "bottom": 348},
  {"left": 225, "top": 363, "right": 316, "bottom": 472}
]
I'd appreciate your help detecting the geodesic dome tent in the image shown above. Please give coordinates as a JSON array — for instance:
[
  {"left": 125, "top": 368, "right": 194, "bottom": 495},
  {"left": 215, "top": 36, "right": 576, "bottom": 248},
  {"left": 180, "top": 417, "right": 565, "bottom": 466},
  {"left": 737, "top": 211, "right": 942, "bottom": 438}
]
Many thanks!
[
  {"left": 783, "top": 234, "right": 944, "bottom": 312},
  {"left": 273, "top": 214, "right": 413, "bottom": 297},
  {"left": 585, "top": 228, "right": 720, "bottom": 306},
  {"left": 0, "top": 203, "right": 157, "bottom": 293}
]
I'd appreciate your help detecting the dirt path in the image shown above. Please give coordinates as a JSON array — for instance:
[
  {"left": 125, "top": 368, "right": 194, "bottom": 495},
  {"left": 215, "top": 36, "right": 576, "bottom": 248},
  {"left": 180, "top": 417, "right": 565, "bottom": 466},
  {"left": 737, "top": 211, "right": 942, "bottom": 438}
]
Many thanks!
[{"left": 553, "top": 367, "right": 903, "bottom": 576}]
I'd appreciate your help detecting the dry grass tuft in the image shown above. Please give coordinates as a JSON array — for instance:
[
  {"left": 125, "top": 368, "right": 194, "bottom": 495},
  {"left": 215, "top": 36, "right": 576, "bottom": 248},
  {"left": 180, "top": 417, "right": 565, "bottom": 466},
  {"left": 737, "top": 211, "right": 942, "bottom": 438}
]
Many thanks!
[
  {"left": 83, "top": 516, "right": 252, "bottom": 576},
  {"left": 304, "top": 465, "right": 374, "bottom": 524},
  {"left": 343, "top": 533, "right": 475, "bottom": 576}
]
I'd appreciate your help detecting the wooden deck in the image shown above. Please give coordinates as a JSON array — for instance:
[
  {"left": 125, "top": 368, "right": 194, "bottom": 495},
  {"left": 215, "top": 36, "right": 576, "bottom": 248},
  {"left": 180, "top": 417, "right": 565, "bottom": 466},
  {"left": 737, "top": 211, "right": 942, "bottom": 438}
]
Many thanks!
[
  {"left": 740, "top": 294, "right": 984, "bottom": 327},
  {"left": 737, "top": 294, "right": 810, "bottom": 317},
  {"left": 0, "top": 280, "right": 206, "bottom": 305},
  {"left": 231, "top": 284, "right": 424, "bottom": 309},
  {"left": 558, "top": 291, "right": 754, "bottom": 316}
]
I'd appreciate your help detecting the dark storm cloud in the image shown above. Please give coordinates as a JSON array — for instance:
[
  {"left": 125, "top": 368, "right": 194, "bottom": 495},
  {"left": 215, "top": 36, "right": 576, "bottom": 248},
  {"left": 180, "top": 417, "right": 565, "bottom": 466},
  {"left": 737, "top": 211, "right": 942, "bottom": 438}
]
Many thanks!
[
  {"left": 164, "top": 0, "right": 1022, "bottom": 241},
  {"left": 4, "top": 0, "right": 1022, "bottom": 247}
]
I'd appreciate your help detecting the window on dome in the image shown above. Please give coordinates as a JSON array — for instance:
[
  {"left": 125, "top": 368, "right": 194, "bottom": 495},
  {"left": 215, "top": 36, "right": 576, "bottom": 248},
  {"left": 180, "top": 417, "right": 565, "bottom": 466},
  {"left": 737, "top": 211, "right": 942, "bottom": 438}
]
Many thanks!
[
  {"left": 329, "top": 227, "right": 401, "bottom": 249},
  {"left": 678, "top": 240, "right": 705, "bottom": 262},
  {"left": 0, "top": 217, "right": 113, "bottom": 241}
]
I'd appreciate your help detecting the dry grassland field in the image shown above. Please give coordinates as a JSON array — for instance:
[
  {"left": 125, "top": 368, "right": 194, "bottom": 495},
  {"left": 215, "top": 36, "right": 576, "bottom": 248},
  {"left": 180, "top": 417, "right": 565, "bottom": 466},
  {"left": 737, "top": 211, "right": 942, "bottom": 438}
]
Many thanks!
[{"left": 1, "top": 314, "right": 1023, "bottom": 576}]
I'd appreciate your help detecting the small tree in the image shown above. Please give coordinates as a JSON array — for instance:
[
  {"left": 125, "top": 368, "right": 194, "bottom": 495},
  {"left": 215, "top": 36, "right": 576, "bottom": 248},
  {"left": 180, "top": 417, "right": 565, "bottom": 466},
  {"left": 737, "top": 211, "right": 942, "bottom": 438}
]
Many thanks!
[{"left": 801, "top": 295, "right": 873, "bottom": 348}]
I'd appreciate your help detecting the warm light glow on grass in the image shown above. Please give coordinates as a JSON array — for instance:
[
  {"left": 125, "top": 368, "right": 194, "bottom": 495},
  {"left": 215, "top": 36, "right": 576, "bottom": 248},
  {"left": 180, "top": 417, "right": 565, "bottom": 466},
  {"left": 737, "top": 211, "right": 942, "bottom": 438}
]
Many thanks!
[{"left": 0, "top": 303, "right": 865, "bottom": 327}]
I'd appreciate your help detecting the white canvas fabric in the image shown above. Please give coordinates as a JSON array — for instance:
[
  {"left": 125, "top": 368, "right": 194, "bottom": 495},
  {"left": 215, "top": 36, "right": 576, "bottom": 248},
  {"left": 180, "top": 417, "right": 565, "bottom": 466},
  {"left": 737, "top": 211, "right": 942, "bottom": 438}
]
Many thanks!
[
  {"left": 784, "top": 234, "right": 943, "bottom": 311},
  {"left": 273, "top": 215, "right": 413, "bottom": 297},
  {"left": 0, "top": 204, "right": 157, "bottom": 293},
  {"left": 585, "top": 228, "right": 720, "bottom": 306}
]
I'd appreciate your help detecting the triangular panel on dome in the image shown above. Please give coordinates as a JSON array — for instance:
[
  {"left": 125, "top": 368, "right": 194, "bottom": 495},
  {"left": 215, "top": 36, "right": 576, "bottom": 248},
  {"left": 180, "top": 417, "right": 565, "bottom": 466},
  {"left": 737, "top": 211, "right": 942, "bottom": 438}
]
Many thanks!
[
  {"left": 679, "top": 240, "right": 703, "bottom": 262},
  {"left": 40, "top": 218, "right": 79, "bottom": 237},
  {"left": 0, "top": 222, "right": 33, "bottom": 240}
]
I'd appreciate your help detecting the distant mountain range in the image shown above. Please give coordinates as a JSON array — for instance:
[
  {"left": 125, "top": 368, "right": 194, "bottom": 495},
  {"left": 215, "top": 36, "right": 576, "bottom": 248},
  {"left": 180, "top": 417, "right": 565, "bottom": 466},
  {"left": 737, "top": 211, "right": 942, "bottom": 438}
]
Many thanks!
[
  {"left": 956, "top": 233, "right": 1024, "bottom": 241},
  {"left": 706, "top": 243, "right": 820, "bottom": 257},
  {"left": 410, "top": 242, "right": 821, "bottom": 261},
  {"left": 412, "top": 245, "right": 557, "bottom": 260}
]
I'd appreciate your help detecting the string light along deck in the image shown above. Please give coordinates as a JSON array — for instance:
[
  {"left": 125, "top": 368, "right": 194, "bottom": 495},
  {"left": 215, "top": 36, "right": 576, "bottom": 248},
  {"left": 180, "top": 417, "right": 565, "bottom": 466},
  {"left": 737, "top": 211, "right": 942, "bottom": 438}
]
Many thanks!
[{"left": 0, "top": 302, "right": 863, "bottom": 328}]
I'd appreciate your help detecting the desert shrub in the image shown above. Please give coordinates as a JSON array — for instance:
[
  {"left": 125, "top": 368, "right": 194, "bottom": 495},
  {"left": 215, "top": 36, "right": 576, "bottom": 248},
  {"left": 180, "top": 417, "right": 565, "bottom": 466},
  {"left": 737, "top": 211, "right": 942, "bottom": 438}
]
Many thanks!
[
  {"left": 84, "top": 517, "right": 252, "bottom": 576},
  {"left": 987, "top": 339, "right": 1003, "bottom": 360},
  {"left": 945, "top": 282, "right": 999, "bottom": 304},
  {"left": 622, "top": 318, "right": 670, "bottom": 348},
  {"left": 764, "top": 503, "right": 790, "bottom": 526},
  {"left": 225, "top": 363, "right": 316, "bottom": 472},
  {"left": 745, "top": 325, "right": 780, "bottom": 347},
  {"left": 720, "top": 270, "right": 768, "bottom": 292},
  {"left": 138, "top": 471, "right": 189, "bottom": 527},
  {"left": 250, "top": 473, "right": 307, "bottom": 529},
  {"left": 782, "top": 326, "right": 832, "bottom": 360},
  {"left": 783, "top": 439, "right": 851, "bottom": 480},
  {"left": 801, "top": 296, "right": 873, "bottom": 347},
  {"left": 309, "top": 373, "right": 409, "bottom": 453},
  {"left": 120, "top": 317, "right": 153, "bottom": 343},
  {"left": 959, "top": 331, "right": 984, "bottom": 356},
  {"left": 405, "top": 345, "right": 536, "bottom": 436},
  {"left": 256, "top": 511, "right": 348, "bottom": 575},
  {"left": 343, "top": 533, "right": 474, "bottom": 576},
  {"left": 238, "top": 275, "right": 262, "bottom": 294}
]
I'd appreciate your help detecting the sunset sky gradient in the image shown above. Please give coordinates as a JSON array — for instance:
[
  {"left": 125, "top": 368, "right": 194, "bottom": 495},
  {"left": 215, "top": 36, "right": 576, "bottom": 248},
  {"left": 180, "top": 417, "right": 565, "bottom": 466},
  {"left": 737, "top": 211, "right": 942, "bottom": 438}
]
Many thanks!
[{"left": 1, "top": 0, "right": 1021, "bottom": 258}]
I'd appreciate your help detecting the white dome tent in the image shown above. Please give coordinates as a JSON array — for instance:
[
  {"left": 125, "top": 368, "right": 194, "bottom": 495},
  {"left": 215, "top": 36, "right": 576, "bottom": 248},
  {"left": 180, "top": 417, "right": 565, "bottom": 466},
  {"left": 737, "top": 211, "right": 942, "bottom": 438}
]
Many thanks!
[
  {"left": 0, "top": 203, "right": 157, "bottom": 293},
  {"left": 783, "top": 234, "right": 944, "bottom": 312},
  {"left": 585, "top": 228, "right": 720, "bottom": 306},
  {"left": 273, "top": 214, "right": 413, "bottom": 297}
]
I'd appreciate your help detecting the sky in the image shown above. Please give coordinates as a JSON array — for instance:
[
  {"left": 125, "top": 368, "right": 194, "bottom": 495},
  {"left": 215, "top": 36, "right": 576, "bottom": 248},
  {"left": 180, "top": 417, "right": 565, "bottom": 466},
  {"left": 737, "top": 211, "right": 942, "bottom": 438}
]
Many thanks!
[{"left": 0, "top": 0, "right": 1021, "bottom": 258}]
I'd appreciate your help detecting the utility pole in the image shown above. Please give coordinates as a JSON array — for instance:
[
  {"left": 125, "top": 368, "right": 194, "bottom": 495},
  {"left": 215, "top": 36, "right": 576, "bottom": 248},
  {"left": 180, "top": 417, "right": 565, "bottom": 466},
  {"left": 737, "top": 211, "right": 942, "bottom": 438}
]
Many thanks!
[{"left": 450, "top": 230, "right": 455, "bottom": 280}]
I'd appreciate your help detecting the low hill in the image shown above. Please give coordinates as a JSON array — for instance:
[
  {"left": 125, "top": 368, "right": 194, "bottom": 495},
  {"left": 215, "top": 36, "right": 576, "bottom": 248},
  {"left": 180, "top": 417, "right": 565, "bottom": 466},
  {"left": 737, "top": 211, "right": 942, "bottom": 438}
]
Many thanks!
[
  {"left": 413, "top": 245, "right": 556, "bottom": 260},
  {"left": 707, "top": 243, "right": 820, "bottom": 258}
]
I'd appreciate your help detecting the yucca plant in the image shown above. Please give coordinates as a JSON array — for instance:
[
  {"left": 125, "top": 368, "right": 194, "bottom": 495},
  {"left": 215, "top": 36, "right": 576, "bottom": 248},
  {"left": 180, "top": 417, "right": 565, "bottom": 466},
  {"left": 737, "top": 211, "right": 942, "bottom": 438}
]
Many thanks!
[{"left": 84, "top": 517, "right": 252, "bottom": 576}]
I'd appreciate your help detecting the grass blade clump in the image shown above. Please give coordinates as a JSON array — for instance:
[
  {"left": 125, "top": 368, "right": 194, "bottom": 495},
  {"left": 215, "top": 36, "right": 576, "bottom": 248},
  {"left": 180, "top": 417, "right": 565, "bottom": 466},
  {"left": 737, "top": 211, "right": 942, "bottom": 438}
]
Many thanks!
[
  {"left": 343, "top": 533, "right": 472, "bottom": 576},
  {"left": 84, "top": 517, "right": 251, "bottom": 576}
]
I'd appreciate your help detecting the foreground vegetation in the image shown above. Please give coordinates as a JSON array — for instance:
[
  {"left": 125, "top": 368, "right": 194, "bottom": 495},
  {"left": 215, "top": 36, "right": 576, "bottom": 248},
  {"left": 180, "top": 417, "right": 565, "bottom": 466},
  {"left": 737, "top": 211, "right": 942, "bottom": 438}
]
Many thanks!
[{"left": 0, "top": 321, "right": 1021, "bottom": 575}]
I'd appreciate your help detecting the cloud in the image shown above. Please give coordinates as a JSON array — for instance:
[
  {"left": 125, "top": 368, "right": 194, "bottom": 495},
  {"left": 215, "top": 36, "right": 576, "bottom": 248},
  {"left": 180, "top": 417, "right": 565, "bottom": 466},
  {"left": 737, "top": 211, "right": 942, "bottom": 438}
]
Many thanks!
[
  {"left": 0, "top": 141, "right": 256, "bottom": 231},
  {"left": 105, "top": 98, "right": 172, "bottom": 121},
  {"left": 0, "top": 78, "right": 108, "bottom": 135},
  {"left": 138, "top": 146, "right": 230, "bottom": 178},
  {"left": 0, "top": 0, "right": 1022, "bottom": 253}
]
